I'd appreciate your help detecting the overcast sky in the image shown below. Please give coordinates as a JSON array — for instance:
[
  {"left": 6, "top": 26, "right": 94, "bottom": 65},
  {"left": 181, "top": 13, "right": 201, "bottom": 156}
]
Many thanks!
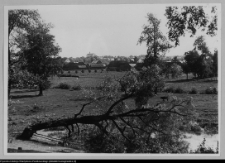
[{"left": 8, "top": 4, "right": 220, "bottom": 58}]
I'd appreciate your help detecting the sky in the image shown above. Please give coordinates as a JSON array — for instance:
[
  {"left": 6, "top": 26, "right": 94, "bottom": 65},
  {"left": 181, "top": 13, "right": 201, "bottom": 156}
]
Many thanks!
[{"left": 8, "top": 4, "right": 221, "bottom": 58}]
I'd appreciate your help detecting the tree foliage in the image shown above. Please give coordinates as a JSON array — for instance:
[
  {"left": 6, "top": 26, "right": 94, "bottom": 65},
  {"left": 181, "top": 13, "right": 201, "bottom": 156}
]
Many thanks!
[
  {"left": 165, "top": 6, "right": 218, "bottom": 46},
  {"left": 8, "top": 9, "right": 62, "bottom": 96},
  {"left": 22, "top": 24, "right": 62, "bottom": 95},
  {"left": 8, "top": 10, "right": 43, "bottom": 96},
  {"left": 138, "top": 13, "right": 172, "bottom": 67},
  {"left": 184, "top": 36, "right": 216, "bottom": 79}
]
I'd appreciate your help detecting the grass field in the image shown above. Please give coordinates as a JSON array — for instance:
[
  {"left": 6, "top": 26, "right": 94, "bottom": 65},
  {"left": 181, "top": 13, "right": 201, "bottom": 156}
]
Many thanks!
[{"left": 8, "top": 71, "right": 218, "bottom": 145}]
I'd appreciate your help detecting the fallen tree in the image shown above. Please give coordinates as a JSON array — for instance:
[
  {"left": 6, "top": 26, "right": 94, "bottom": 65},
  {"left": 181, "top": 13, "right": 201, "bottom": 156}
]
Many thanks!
[
  {"left": 18, "top": 96, "right": 194, "bottom": 140},
  {"left": 17, "top": 66, "right": 196, "bottom": 153}
]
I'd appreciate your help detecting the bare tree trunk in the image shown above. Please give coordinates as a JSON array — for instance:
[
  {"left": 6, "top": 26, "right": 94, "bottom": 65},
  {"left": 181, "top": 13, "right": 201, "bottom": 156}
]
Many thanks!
[{"left": 38, "top": 84, "right": 43, "bottom": 96}]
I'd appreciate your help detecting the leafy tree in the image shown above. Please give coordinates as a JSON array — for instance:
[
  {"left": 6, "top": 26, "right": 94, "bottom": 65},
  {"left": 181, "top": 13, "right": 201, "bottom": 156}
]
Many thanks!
[
  {"left": 184, "top": 50, "right": 200, "bottom": 77},
  {"left": 86, "top": 53, "right": 99, "bottom": 63},
  {"left": 165, "top": 6, "right": 218, "bottom": 46},
  {"left": 195, "top": 54, "right": 213, "bottom": 79},
  {"left": 181, "top": 62, "right": 191, "bottom": 80},
  {"left": 193, "top": 36, "right": 213, "bottom": 78},
  {"left": 138, "top": 13, "right": 172, "bottom": 67},
  {"left": 8, "top": 10, "right": 42, "bottom": 96},
  {"left": 161, "top": 63, "right": 183, "bottom": 79},
  {"left": 170, "top": 63, "right": 183, "bottom": 79},
  {"left": 22, "top": 23, "right": 62, "bottom": 96},
  {"left": 193, "top": 36, "right": 210, "bottom": 54}
]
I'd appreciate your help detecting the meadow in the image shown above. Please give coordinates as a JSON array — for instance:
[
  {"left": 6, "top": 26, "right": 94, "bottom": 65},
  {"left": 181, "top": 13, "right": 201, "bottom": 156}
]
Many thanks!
[{"left": 8, "top": 70, "right": 218, "bottom": 152}]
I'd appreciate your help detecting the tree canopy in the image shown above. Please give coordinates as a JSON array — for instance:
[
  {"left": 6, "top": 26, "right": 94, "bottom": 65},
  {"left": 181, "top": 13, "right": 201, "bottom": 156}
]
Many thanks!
[
  {"left": 8, "top": 9, "right": 62, "bottom": 96},
  {"left": 138, "top": 13, "right": 172, "bottom": 66},
  {"left": 165, "top": 6, "right": 218, "bottom": 46}
]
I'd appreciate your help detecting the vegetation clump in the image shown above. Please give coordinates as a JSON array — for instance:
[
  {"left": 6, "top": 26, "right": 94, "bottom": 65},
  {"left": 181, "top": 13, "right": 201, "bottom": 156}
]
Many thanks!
[
  {"left": 54, "top": 82, "right": 71, "bottom": 89},
  {"left": 163, "top": 86, "right": 175, "bottom": 93},
  {"left": 204, "top": 87, "right": 217, "bottom": 94},
  {"left": 71, "top": 84, "right": 82, "bottom": 91},
  {"left": 189, "top": 87, "right": 198, "bottom": 94},
  {"left": 174, "top": 87, "right": 186, "bottom": 93}
]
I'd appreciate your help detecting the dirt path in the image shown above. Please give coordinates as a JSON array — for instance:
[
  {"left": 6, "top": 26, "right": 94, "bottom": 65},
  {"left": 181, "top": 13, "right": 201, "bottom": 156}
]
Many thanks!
[{"left": 8, "top": 130, "right": 84, "bottom": 153}]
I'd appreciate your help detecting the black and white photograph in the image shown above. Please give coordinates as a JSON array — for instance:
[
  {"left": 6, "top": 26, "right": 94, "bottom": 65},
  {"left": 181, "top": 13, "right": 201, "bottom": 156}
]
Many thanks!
[{"left": 4, "top": 3, "right": 221, "bottom": 156}]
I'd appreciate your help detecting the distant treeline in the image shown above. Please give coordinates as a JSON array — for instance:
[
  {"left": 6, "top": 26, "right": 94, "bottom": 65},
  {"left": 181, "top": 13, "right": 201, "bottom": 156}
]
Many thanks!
[{"left": 63, "top": 61, "right": 132, "bottom": 71}]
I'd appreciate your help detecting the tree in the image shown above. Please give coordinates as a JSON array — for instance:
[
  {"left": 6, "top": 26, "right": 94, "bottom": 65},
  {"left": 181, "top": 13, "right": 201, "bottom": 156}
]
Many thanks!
[
  {"left": 193, "top": 36, "right": 213, "bottom": 78},
  {"left": 22, "top": 23, "right": 62, "bottom": 96},
  {"left": 138, "top": 13, "right": 172, "bottom": 67},
  {"left": 170, "top": 63, "right": 183, "bottom": 79},
  {"left": 193, "top": 36, "right": 210, "bottom": 55},
  {"left": 195, "top": 54, "right": 213, "bottom": 79},
  {"left": 161, "top": 63, "right": 183, "bottom": 79},
  {"left": 212, "top": 50, "right": 218, "bottom": 77},
  {"left": 181, "top": 62, "right": 191, "bottom": 80},
  {"left": 165, "top": 6, "right": 218, "bottom": 46},
  {"left": 86, "top": 52, "right": 99, "bottom": 63},
  {"left": 184, "top": 50, "right": 200, "bottom": 78},
  {"left": 8, "top": 10, "right": 42, "bottom": 96},
  {"left": 18, "top": 66, "right": 196, "bottom": 153}
]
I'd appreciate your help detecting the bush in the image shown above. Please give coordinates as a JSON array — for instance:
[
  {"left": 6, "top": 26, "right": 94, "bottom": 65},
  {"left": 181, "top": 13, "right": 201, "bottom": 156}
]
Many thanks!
[
  {"left": 71, "top": 84, "right": 82, "bottom": 91},
  {"left": 95, "top": 69, "right": 97, "bottom": 73},
  {"left": 163, "top": 86, "right": 174, "bottom": 93},
  {"left": 189, "top": 87, "right": 198, "bottom": 94},
  {"left": 174, "top": 87, "right": 185, "bottom": 93},
  {"left": 88, "top": 69, "right": 91, "bottom": 73},
  {"left": 205, "top": 87, "right": 217, "bottom": 94},
  {"left": 55, "top": 82, "right": 70, "bottom": 89},
  {"left": 212, "top": 87, "right": 217, "bottom": 94},
  {"left": 81, "top": 70, "right": 84, "bottom": 73},
  {"left": 190, "top": 125, "right": 202, "bottom": 135}
]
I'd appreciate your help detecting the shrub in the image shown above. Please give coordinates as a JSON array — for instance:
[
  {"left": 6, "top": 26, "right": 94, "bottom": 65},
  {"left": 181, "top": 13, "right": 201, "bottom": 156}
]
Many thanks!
[
  {"left": 95, "top": 69, "right": 97, "bottom": 73},
  {"left": 189, "top": 87, "right": 198, "bottom": 94},
  {"left": 75, "top": 70, "right": 78, "bottom": 74},
  {"left": 88, "top": 69, "right": 91, "bottom": 73},
  {"left": 163, "top": 86, "right": 174, "bottom": 93},
  {"left": 174, "top": 87, "right": 185, "bottom": 93},
  {"left": 71, "top": 84, "right": 82, "bottom": 91},
  {"left": 205, "top": 87, "right": 217, "bottom": 94},
  {"left": 55, "top": 82, "right": 70, "bottom": 89},
  {"left": 190, "top": 125, "right": 202, "bottom": 135},
  {"left": 212, "top": 87, "right": 217, "bottom": 94}
]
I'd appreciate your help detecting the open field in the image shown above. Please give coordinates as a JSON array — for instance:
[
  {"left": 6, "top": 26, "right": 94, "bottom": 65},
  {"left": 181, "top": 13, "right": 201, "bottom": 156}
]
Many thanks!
[
  {"left": 8, "top": 71, "right": 218, "bottom": 152},
  {"left": 52, "top": 71, "right": 217, "bottom": 92}
]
